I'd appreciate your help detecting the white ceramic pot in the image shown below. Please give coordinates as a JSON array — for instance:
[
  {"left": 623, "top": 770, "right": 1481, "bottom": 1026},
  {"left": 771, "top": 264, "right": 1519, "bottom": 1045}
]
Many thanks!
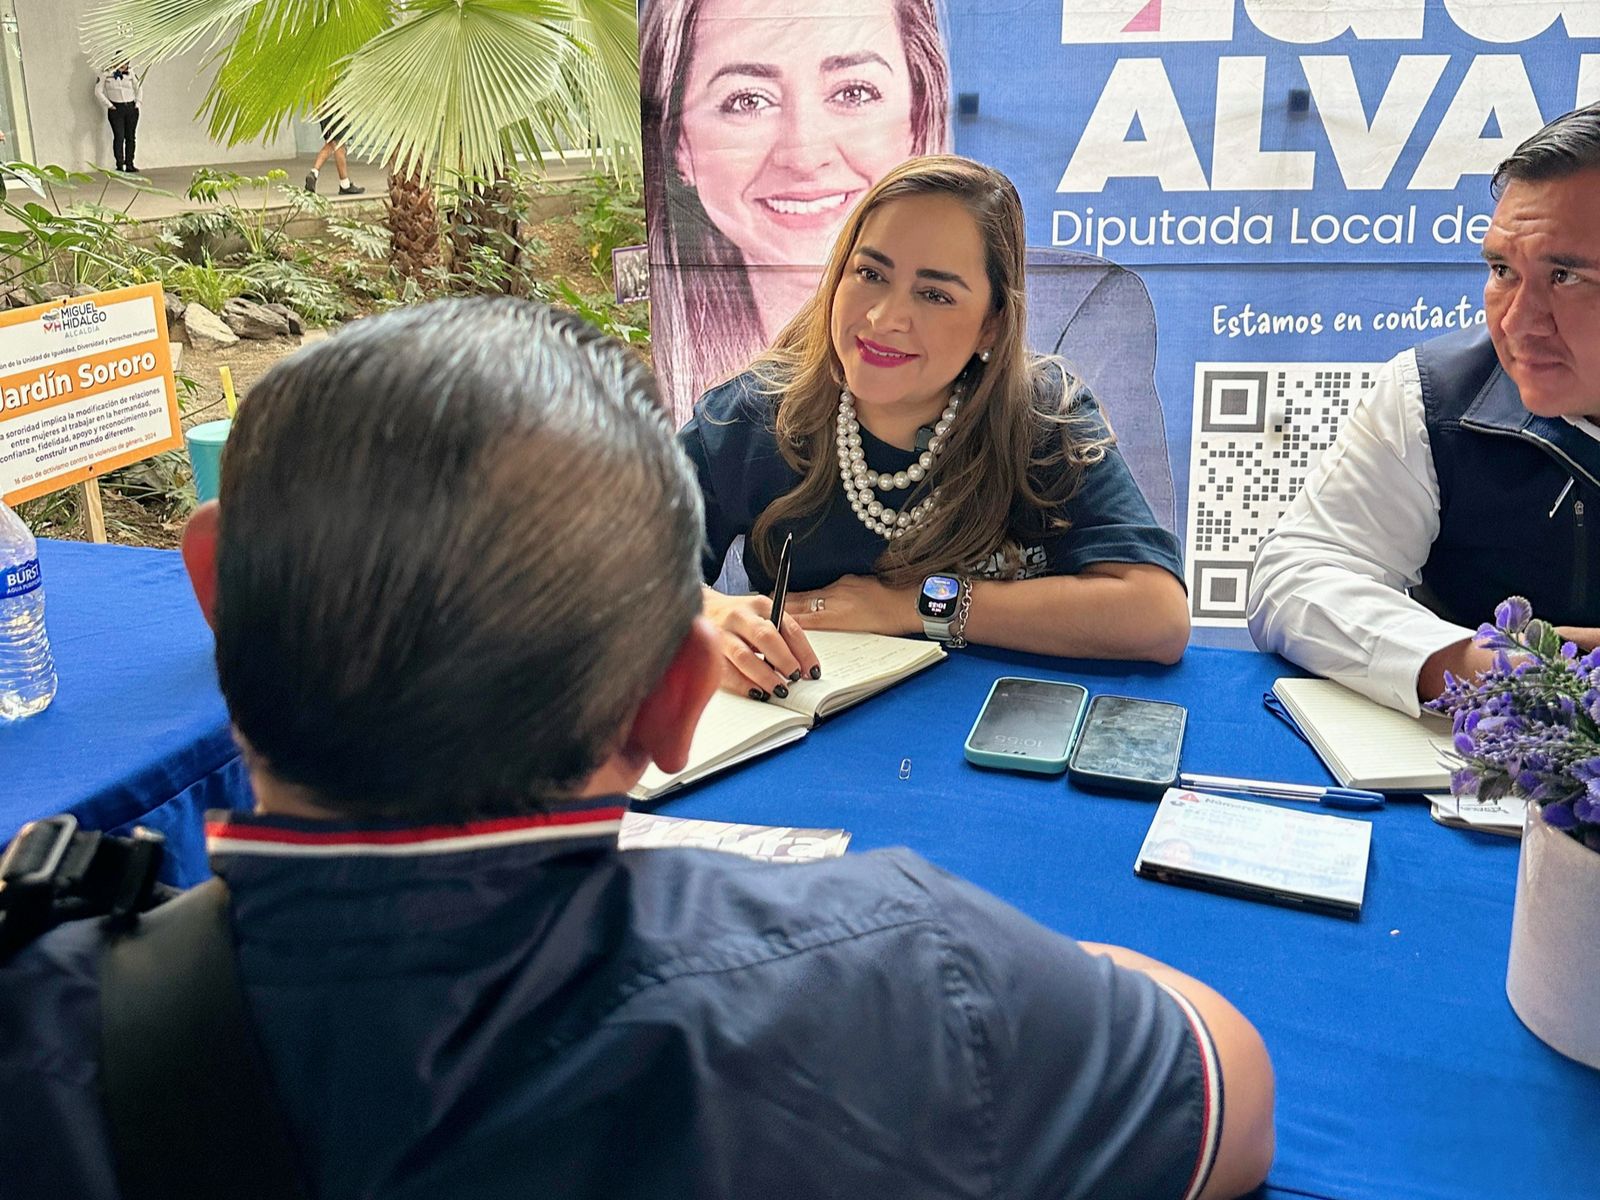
[{"left": 1505, "top": 806, "right": 1600, "bottom": 1070}]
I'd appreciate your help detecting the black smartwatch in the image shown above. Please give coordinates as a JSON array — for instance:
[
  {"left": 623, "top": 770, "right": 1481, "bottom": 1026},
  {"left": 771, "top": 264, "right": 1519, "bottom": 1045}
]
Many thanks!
[{"left": 918, "top": 574, "right": 967, "bottom": 645}]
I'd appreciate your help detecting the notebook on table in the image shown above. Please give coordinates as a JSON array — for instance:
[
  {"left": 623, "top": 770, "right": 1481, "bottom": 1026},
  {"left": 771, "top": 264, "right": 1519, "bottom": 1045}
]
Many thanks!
[
  {"left": 631, "top": 631, "right": 945, "bottom": 801},
  {"left": 1135, "top": 788, "right": 1373, "bottom": 918},
  {"left": 1270, "top": 677, "right": 1453, "bottom": 792}
]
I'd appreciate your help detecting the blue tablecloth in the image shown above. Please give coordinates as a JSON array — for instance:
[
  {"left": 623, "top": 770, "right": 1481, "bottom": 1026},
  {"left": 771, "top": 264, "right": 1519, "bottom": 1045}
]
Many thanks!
[
  {"left": 664, "top": 645, "right": 1600, "bottom": 1200},
  {"left": 7, "top": 541, "right": 1598, "bottom": 1199},
  {"left": 2, "top": 539, "right": 247, "bottom": 887}
]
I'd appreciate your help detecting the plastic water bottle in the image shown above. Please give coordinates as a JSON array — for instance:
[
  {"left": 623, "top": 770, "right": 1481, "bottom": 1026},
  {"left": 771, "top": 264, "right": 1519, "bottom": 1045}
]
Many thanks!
[{"left": 0, "top": 501, "right": 57, "bottom": 719}]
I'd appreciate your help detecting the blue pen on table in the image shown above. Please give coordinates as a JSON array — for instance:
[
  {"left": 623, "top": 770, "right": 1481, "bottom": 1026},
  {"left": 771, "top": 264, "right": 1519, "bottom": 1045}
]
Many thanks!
[
  {"left": 1178, "top": 772, "right": 1385, "bottom": 812},
  {"left": 769, "top": 532, "right": 793, "bottom": 629}
]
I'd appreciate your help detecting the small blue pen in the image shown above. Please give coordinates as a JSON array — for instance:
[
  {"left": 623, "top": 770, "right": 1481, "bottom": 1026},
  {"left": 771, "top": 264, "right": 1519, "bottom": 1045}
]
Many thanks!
[{"left": 1179, "top": 773, "right": 1385, "bottom": 812}]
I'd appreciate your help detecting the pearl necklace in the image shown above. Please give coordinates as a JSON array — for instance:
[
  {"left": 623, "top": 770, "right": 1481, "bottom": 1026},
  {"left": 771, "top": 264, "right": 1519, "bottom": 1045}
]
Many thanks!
[{"left": 835, "top": 388, "right": 961, "bottom": 541}]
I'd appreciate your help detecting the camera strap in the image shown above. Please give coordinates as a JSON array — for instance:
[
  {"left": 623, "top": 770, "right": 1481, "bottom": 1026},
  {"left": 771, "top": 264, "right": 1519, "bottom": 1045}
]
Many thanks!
[
  {"left": 0, "top": 815, "right": 168, "bottom": 961},
  {"left": 1, "top": 815, "right": 309, "bottom": 1197},
  {"left": 100, "top": 876, "right": 313, "bottom": 1200}
]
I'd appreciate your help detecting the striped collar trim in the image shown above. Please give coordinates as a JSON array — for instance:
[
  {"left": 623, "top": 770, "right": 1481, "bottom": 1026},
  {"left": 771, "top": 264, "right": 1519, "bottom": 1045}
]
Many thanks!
[{"left": 206, "top": 807, "right": 626, "bottom": 858}]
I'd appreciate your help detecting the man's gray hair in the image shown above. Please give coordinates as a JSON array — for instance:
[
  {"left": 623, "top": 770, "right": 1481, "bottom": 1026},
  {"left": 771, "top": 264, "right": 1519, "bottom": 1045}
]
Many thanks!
[{"left": 213, "top": 298, "right": 706, "bottom": 819}]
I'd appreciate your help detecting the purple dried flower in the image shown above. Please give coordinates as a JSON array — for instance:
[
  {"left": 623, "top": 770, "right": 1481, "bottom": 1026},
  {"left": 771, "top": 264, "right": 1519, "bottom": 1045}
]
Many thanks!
[
  {"left": 1435, "top": 599, "right": 1600, "bottom": 849},
  {"left": 1476, "top": 624, "right": 1517, "bottom": 652},
  {"left": 1494, "top": 596, "right": 1532, "bottom": 633},
  {"left": 1544, "top": 802, "right": 1578, "bottom": 830}
]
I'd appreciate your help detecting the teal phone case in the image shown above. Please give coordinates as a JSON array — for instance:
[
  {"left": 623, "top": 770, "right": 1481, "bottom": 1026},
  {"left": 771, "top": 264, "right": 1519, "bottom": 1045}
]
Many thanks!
[{"left": 963, "top": 678, "right": 1088, "bottom": 775}]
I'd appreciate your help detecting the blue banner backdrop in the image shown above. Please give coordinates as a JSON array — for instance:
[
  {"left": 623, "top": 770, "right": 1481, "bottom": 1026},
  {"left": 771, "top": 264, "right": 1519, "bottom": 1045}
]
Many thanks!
[{"left": 641, "top": 0, "right": 1598, "bottom": 637}]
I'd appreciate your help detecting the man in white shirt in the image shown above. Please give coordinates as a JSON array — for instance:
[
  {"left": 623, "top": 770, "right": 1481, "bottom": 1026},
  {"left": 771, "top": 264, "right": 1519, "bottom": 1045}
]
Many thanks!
[
  {"left": 1249, "top": 104, "right": 1600, "bottom": 715},
  {"left": 93, "top": 60, "right": 141, "bottom": 173}
]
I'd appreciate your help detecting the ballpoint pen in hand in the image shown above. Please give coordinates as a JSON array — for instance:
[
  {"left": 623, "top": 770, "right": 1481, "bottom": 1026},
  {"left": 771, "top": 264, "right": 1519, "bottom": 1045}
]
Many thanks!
[
  {"left": 769, "top": 532, "right": 793, "bottom": 629},
  {"left": 1179, "top": 772, "right": 1385, "bottom": 812}
]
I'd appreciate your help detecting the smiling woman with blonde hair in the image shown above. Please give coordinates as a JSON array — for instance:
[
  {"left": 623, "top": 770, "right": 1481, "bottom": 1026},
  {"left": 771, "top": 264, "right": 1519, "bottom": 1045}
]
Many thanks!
[
  {"left": 641, "top": 0, "right": 950, "bottom": 421},
  {"left": 678, "top": 156, "right": 1190, "bottom": 699}
]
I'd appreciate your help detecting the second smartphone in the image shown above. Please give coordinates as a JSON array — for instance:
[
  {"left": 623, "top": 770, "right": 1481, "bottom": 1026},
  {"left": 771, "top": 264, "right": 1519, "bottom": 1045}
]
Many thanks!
[
  {"left": 964, "top": 677, "right": 1089, "bottom": 774},
  {"left": 1067, "top": 694, "right": 1188, "bottom": 797}
]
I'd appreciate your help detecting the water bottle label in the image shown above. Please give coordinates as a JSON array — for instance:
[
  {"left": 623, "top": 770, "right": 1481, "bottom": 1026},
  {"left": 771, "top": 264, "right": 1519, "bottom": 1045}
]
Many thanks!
[{"left": 2, "top": 558, "right": 41, "bottom": 599}]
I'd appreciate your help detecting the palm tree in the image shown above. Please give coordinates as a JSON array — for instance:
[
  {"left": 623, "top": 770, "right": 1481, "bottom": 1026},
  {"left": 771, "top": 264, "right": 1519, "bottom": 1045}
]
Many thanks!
[{"left": 82, "top": 0, "right": 640, "bottom": 278}]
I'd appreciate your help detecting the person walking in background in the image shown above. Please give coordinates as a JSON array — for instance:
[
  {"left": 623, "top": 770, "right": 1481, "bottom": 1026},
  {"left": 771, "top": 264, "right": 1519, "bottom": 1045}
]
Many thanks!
[
  {"left": 304, "top": 106, "right": 365, "bottom": 196},
  {"left": 93, "top": 60, "right": 140, "bottom": 173}
]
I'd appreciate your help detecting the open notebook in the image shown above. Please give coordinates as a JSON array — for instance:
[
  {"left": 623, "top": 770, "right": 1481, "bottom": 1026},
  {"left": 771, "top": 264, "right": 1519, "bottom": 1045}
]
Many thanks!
[
  {"left": 631, "top": 631, "right": 945, "bottom": 801},
  {"left": 1271, "top": 677, "right": 1453, "bottom": 791}
]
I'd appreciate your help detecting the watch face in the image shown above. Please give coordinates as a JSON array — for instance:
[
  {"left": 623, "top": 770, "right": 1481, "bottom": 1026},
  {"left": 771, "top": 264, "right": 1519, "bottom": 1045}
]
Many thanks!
[{"left": 918, "top": 574, "right": 961, "bottom": 619}]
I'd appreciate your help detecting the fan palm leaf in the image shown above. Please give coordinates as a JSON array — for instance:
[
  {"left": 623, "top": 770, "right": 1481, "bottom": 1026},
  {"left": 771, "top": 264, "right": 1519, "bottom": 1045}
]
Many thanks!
[
  {"left": 328, "top": 0, "right": 577, "bottom": 181},
  {"left": 81, "top": 0, "right": 641, "bottom": 181}
]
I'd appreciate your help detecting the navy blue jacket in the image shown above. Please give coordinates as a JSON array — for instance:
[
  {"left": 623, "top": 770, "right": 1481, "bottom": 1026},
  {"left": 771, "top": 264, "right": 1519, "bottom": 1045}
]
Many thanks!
[
  {"left": 0, "top": 804, "right": 1219, "bottom": 1200},
  {"left": 679, "top": 368, "right": 1184, "bottom": 594},
  {"left": 1415, "top": 326, "right": 1599, "bottom": 627}
]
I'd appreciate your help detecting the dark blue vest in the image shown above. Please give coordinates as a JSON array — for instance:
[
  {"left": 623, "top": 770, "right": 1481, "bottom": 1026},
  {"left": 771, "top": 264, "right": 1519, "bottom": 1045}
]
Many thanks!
[{"left": 1415, "top": 326, "right": 1599, "bottom": 628}]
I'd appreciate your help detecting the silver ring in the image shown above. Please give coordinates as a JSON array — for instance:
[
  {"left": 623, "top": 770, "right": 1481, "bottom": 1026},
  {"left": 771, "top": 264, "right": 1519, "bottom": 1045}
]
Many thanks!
[{"left": 809, "top": 597, "right": 826, "bottom": 613}]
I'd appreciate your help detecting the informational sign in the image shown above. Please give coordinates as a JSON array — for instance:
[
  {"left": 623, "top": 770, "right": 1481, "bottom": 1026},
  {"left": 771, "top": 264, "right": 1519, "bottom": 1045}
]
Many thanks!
[
  {"left": 0, "top": 282, "right": 181, "bottom": 506},
  {"left": 641, "top": 0, "right": 1597, "bottom": 635},
  {"left": 613, "top": 244, "right": 650, "bottom": 305}
]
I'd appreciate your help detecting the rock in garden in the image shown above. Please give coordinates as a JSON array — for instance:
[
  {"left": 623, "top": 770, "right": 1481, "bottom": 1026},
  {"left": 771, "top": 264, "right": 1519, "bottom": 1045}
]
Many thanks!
[
  {"left": 71, "top": 284, "right": 98, "bottom": 297},
  {"left": 164, "top": 291, "right": 186, "bottom": 327},
  {"left": 176, "top": 227, "right": 250, "bottom": 266},
  {"left": 264, "top": 303, "right": 306, "bottom": 336},
  {"left": 184, "top": 302, "right": 240, "bottom": 347},
  {"left": 221, "top": 297, "right": 291, "bottom": 339},
  {"left": 35, "top": 282, "right": 71, "bottom": 301}
]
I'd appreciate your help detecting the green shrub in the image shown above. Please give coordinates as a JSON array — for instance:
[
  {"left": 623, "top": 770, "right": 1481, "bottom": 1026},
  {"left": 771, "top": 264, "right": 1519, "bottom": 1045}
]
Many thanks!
[
  {"left": 165, "top": 259, "right": 250, "bottom": 311},
  {"left": 568, "top": 172, "right": 645, "bottom": 283}
]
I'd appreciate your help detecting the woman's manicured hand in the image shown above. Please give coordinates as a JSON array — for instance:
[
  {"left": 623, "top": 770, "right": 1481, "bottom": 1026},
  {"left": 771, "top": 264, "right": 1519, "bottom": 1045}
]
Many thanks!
[{"left": 702, "top": 588, "right": 821, "bottom": 700}]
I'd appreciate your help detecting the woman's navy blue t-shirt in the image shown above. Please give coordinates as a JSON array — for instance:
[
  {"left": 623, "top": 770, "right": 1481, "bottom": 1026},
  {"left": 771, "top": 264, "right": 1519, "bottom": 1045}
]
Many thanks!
[{"left": 678, "top": 367, "right": 1184, "bottom": 594}]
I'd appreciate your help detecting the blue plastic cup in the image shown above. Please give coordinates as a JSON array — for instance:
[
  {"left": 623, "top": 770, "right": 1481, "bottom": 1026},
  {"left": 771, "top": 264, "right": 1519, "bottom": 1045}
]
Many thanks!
[{"left": 185, "top": 418, "right": 232, "bottom": 503}]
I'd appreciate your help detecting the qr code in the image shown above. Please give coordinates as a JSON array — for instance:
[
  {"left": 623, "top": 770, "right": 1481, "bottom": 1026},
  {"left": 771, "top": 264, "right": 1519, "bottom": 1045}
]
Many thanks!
[{"left": 1185, "top": 362, "right": 1381, "bottom": 627}]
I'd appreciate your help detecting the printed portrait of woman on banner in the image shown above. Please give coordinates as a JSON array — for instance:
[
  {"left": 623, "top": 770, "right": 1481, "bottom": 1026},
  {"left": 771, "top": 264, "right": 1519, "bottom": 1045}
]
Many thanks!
[{"left": 642, "top": 0, "right": 951, "bottom": 422}]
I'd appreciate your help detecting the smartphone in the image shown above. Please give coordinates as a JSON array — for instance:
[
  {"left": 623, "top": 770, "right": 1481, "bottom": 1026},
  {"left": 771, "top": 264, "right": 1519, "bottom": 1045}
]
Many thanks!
[
  {"left": 1067, "top": 695, "right": 1188, "bottom": 796},
  {"left": 964, "top": 678, "right": 1089, "bottom": 775}
]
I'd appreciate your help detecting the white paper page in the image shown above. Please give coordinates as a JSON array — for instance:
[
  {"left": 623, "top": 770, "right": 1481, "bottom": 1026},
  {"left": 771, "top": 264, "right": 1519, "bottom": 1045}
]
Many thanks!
[
  {"left": 776, "top": 631, "right": 944, "bottom": 718},
  {"left": 1274, "top": 677, "right": 1453, "bottom": 789},
  {"left": 1427, "top": 791, "right": 1527, "bottom": 833},
  {"left": 632, "top": 690, "right": 807, "bottom": 799},
  {"left": 619, "top": 812, "right": 851, "bottom": 861}
]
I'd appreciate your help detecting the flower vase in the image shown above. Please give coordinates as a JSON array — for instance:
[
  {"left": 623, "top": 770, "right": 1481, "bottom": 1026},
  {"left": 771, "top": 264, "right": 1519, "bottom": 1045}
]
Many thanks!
[{"left": 1505, "top": 807, "right": 1600, "bottom": 1070}]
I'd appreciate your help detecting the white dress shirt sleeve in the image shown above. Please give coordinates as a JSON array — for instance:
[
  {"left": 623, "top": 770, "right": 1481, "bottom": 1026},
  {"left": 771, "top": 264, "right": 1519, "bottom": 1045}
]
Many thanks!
[
  {"left": 94, "top": 77, "right": 109, "bottom": 109},
  {"left": 1246, "top": 348, "right": 1475, "bottom": 715}
]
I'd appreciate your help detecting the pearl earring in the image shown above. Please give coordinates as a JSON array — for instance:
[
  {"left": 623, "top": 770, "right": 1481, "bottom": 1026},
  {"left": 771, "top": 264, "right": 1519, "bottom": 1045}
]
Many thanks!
[{"left": 978, "top": 349, "right": 991, "bottom": 363}]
